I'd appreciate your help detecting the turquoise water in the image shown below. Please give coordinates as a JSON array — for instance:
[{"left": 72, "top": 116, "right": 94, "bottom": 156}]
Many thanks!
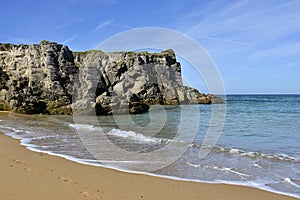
[
  {"left": 0, "top": 95, "right": 299, "bottom": 198},
  {"left": 220, "top": 95, "right": 300, "bottom": 156}
]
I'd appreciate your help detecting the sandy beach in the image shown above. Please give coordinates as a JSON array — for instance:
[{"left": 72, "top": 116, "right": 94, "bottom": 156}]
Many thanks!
[{"left": 0, "top": 132, "right": 297, "bottom": 200}]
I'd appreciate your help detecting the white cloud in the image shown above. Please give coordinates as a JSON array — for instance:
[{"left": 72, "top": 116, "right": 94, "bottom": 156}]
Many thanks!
[
  {"left": 172, "top": 0, "right": 300, "bottom": 66},
  {"left": 256, "top": 0, "right": 300, "bottom": 15},
  {"left": 181, "top": 1, "right": 300, "bottom": 45},
  {"left": 170, "top": 0, "right": 300, "bottom": 93},
  {"left": 8, "top": 37, "right": 35, "bottom": 44},
  {"left": 62, "top": 34, "right": 79, "bottom": 44},
  {"left": 202, "top": 36, "right": 249, "bottom": 45},
  {"left": 219, "top": 0, "right": 249, "bottom": 15},
  {"left": 94, "top": 19, "right": 114, "bottom": 31},
  {"left": 249, "top": 42, "right": 300, "bottom": 60}
]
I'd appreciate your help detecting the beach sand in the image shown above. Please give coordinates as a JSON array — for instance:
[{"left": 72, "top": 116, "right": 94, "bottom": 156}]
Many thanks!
[{"left": 0, "top": 131, "right": 298, "bottom": 200}]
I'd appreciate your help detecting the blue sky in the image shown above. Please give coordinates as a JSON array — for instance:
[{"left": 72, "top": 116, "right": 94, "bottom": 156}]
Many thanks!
[{"left": 1, "top": 0, "right": 300, "bottom": 94}]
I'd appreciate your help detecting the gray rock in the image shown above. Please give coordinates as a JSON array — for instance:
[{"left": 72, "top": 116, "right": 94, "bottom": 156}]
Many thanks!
[
  {"left": 0, "top": 41, "right": 222, "bottom": 115},
  {"left": 0, "top": 42, "right": 78, "bottom": 114}
]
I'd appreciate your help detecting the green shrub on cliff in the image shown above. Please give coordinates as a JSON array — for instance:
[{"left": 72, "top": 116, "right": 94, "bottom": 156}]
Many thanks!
[{"left": 40, "top": 40, "right": 50, "bottom": 45}]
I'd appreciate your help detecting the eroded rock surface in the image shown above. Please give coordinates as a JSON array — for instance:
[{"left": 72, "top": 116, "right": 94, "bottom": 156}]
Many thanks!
[{"left": 0, "top": 41, "right": 222, "bottom": 115}]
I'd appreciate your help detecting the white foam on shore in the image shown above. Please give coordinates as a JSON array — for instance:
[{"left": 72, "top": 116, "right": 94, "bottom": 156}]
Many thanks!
[
  {"left": 184, "top": 162, "right": 250, "bottom": 177},
  {"left": 107, "top": 128, "right": 169, "bottom": 143},
  {"left": 68, "top": 123, "right": 98, "bottom": 131},
  {"left": 212, "top": 166, "right": 250, "bottom": 177},
  {"left": 284, "top": 178, "right": 300, "bottom": 189},
  {"left": 211, "top": 146, "right": 300, "bottom": 163},
  {"left": 31, "top": 135, "right": 57, "bottom": 140},
  {"left": 68, "top": 123, "right": 169, "bottom": 143}
]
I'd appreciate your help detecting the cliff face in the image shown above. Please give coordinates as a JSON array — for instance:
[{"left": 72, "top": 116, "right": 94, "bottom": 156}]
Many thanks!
[
  {"left": 0, "top": 41, "right": 221, "bottom": 115},
  {"left": 0, "top": 42, "right": 78, "bottom": 114}
]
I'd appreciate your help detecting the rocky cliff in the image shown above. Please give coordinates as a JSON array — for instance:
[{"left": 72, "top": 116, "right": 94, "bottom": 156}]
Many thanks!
[{"left": 0, "top": 41, "right": 222, "bottom": 115}]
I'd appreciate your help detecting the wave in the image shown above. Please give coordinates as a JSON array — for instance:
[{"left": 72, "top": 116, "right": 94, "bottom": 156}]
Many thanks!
[
  {"left": 213, "top": 147, "right": 300, "bottom": 163},
  {"left": 226, "top": 148, "right": 300, "bottom": 163},
  {"left": 184, "top": 162, "right": 250, "bottom": 177},
  {"left": 188, "top": 144, "right": 300, "bottom": 163},
  {"left": 68, "top": 123, "right": 98, "bottom": 131},
  {"left": 31, "top": 135, "right": 57, "bottom": 140},
  {"left": 283, "top": 178, "right": 300, "bottom": 189},
  {"left": 68, "top": 122, "right": 300, "bottom": 163},
  {"left": 0, "top": 125, "right": 34, "bottom": 138},
  {"left": 3, "top": 121, "right": 300, "bottom": 164},
  {"left": 106, "top": 129, "right": 170, "bottom": 143},
  {"left": 223, "top": 148, "right": 300, "bottom": 163},
  {"left": 68, "top": 123, "right": 170, "bottom": 144}
]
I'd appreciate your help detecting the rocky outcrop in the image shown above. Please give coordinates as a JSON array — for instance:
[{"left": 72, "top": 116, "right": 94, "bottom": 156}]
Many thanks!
[
  {"left": 0, "top": 41, "right": 222, "bottom": 115},
  {"left": 0, "top": 41, "right": 78, "bottom": 114}
]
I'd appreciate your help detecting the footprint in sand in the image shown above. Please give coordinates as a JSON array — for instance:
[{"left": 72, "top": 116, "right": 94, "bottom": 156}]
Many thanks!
[
  {"left": 12, "top": 159, "right": 39, "bottom": 173},
  {"left": 23, "top": 167, "right": 40, "bottom": 173},
  {"left": 80, "top": 191, "right": 101, "bottom": 199},
  {"left": 13, "top": 159, "right": 26, "bottom": 165},
  {"left": 24, "top": 168, "right": 32, "bottom": 172},
  {"left": 58, "top": 177, "right": 78, "bottom": 184}
]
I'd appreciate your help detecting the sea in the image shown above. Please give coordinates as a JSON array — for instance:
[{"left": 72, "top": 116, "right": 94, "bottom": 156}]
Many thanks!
[{"left": 0, "top": 95, "right": 299, "bottom": 198}]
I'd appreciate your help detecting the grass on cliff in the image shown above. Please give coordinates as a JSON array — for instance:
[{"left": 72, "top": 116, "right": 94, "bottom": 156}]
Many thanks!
[
  {"left": 40, "top": 40, "right": 52, "bottom": 45},
  {"left": 73, "top": 49, "right": 105, "bottom": 57},
  {"left": 126, "top": 49, "right": 175, "bottom": 57},
  {"left": 153, "top": 49, "right": 175, "bottom": 57}
]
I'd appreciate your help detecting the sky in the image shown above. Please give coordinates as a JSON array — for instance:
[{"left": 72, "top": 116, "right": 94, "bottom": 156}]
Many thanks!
[{"left": 1, "top": 0, "right": 300, "bottom": 94}]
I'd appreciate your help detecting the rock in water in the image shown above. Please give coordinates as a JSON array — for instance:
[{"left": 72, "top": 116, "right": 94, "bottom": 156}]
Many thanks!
[{"left": 0, "top": 41, "right": 222, "bottom": 115}]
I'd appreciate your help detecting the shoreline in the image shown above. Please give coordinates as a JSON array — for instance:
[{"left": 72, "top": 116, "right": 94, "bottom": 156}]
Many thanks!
[
  {"left": 8, "top": 130, "right": 300, "bottom": 199},
  {"left": 0, "top": 132, "right": 298, "bottom": 200}
]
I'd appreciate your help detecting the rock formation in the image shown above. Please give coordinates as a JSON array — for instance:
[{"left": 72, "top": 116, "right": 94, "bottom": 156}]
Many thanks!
[{"left": 0, "top": 41, "right": 222, "bottom": 115}]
